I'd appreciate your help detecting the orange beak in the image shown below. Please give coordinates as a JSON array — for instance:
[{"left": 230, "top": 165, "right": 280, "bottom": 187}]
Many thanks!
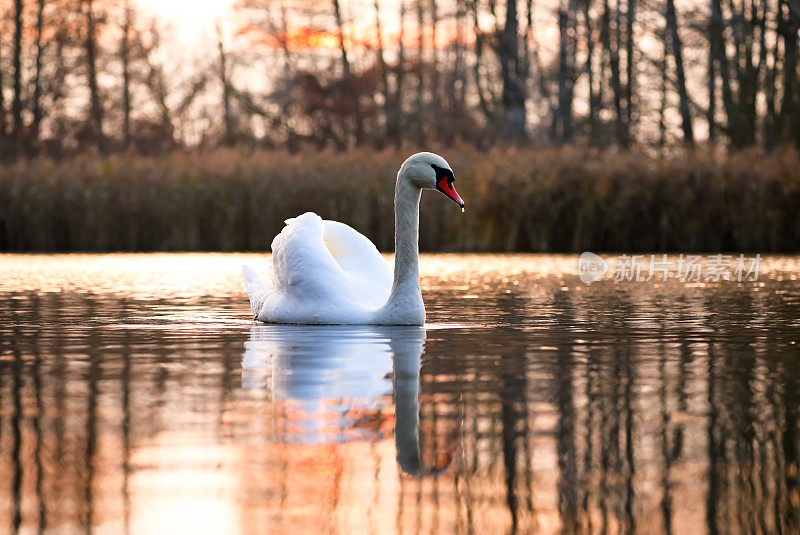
[{"left": 436, "top": 175, "right": 464, "bottom": 208}]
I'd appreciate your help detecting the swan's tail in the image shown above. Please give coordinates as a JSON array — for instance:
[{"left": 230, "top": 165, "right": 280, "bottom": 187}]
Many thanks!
[{"left": 242, "top": 264, "right": 272, "bottom": 317}]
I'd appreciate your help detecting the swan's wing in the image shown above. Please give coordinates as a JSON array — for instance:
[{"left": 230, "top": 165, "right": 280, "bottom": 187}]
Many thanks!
[
  {"left": 271, "top": 212, "right": 385, "bottom": 309},
  {"left": 322, "top": 219, "right": 392, "bottom": 303},
  {"left": 242, "top": 263, "right": 273, "bottom": 316}
]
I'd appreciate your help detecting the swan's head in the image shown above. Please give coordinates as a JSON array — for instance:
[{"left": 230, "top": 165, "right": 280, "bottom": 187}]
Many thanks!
[{"left": 399, "top": 152, "right": 464, "bottom": 209}]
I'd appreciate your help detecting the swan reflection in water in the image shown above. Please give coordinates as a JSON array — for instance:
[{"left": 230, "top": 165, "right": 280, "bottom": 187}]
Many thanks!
[{"left": 242, "top": 325, "right": 456, "bottom": 476}]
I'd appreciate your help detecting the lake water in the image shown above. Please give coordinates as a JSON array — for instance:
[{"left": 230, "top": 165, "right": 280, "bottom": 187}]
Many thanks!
[{"left": 1, "top": 253, "right": 799, "bottom": 534}]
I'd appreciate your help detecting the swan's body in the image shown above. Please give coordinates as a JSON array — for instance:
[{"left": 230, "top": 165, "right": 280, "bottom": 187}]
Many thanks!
[
  {"left": 243, "top": 152, "right": 464, "bottom": 325},
  {"left": 243, "top": 213, "right": 397, "bottom": 324}
]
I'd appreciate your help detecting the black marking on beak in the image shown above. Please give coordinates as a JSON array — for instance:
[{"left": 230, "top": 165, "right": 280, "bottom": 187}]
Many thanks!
[{"left": 431, "top": 164, "right": 464, "bottom": 208}]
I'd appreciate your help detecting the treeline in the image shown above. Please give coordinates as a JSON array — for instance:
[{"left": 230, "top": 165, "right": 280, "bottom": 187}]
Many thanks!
[
  {"left": 1, "top": 146, "right": 798, "bottom": 252},
  {"left": 0, "top": 0, "right": 798, "bottom": 158}
]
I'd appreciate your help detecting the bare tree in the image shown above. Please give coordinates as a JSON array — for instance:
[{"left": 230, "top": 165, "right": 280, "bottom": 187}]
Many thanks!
[
  {"left": 373, "top": 0, "right": 389, "bottom": 145},
  {"left": 83, "top": 0, "right": 105, "bottom": 150},
  {"left": 388, "top": 0, "right": 407, "bottom": 147},
  {"left": 582, "top": 0, "right": 600, "bottom": 144},
  {"left": 120, "top": 0, "right": 132, "bottom": 148},
  {"left": 216, "top": 22, "right": 235, "bottom": 145},
  {"left": 664, "top": 0, "right": 694, "bottom": 144},
  {"left": 556, "top": 0, "right": 577, "bottom": 142},
  {"left": 0, "top": 41, "right": 5, "bottom": 140},
  {"left": 706, "top": 4, "right": 716, "bottom": 144},
  {"left": 2, "top": 0, "right": 800, "bottom": 155},
  {"left": 430, "top": 0, "right": 441, "bottom": 136},
  {"left": 500, "top": 0, "right": 528, "bottom": 140},
  {"left": 415, "top": 0, "right": 426, "bottom": 143},
  {"left": 779, "top": 0, "right": 800, "bottom": 144},
  {"left": 31, "top": 0, "right": 47, "bottom": 144},
  {"left": 624, "top": 0, "right": 636, "bottom": 136},
  {"left": 468, "top": 0, "right": 497, "bottom": 129},
  {"left": 332, "top": 0, "right": 351, "bottom": 75},
  {"left": 12, "top": 0, "right": 24, "bottom": 148},
  {"left": 658, "top": 24, "right": 668, "bottom": 146},
  {"left": 278, "top": 0, "right": 291, "bottom": 73},
  {"left": 709, "top": 0, "right": 733, "bottom": 142},
  {"left": 601, "top": 0, "right": 628, "bottom": 145},
  {"left": 453, "top": 0, "right": 468, "bottom": 109}
]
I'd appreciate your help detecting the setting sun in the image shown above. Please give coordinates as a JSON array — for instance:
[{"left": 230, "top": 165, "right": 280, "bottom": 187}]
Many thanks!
[{"left": 135, "top": 0, "right": 236, "bottom": 42}]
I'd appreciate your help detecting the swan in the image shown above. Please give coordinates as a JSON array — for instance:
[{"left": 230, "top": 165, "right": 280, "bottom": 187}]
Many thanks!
[{"left": 243, "top": 152, "right": 464, "bottom": 325}]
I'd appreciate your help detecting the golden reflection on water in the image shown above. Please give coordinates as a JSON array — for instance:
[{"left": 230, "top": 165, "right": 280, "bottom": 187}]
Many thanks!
[{"left": 0, "top": 253, "right": 799, "bottom": 534}]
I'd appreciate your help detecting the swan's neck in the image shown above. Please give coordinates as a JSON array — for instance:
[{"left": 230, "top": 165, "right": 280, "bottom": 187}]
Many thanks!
[
  {"left": 381, "top": 176, "right": 424, "bottom": 322},
  {"left": 392, "top": 178, "right": 422, "bottom": 295}
]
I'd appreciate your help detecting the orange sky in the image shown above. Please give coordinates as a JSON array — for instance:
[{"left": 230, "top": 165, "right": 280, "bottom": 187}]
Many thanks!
[{"left": 134, "top": 0, "right": 470, "bottom": 53}]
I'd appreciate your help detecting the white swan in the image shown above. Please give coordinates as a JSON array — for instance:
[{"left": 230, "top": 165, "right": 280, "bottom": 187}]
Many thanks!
[{"left": 243, "top": 152, "right": 464, "bottom": 325}]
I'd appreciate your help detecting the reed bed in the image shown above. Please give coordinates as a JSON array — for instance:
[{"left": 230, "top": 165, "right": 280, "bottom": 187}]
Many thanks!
[{"left": 1, "top": 146, "right": 799, "bottom": 252}]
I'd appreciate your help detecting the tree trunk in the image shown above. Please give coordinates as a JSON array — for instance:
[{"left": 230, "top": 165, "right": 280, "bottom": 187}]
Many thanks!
[
  {"left": 146, "top": 63, "right": 175, "bottom": 143},
  {"left": 216, "top": 24, "right": 235, "bottom": 146},
  {"left": 659, "top": 26, "right": 668, "bottom": 147},
  {"left": 390, "top": 0, "right": 406, "bottom": 147},
  {"left": 624, "top": 0, "right": 636, "bottom": 138},
  {"left": 601, "top": 0, "right": 627, "bottom": 145},
  {"left": 529, "top": 7, "right": 558, "bottom": 138},
  {"left": 710, "top": 0, "right": 735, "bottom": 143},
  {"left": 31, "top": 0, "right": 46, "bottom": 145},
  {"left": 279, "top": 0, "right": 291, "bottom": 73},
  {"left": 664, "top": 0, "right": 694, "bottom": 144},
  {"left": 780, "top": 0, "right": 800, "bottom": 144},
  {"left": 120, "top": 0, "right": 132, "bottom": 148},
  {"left": 707, "top": 32, "right": 716, "bottom": 143},
  {"left": 331, "top": 0, "right": 363, "bottom": 146},
  {"left": 430, "top": 0, "right": 442, "bottom": 139},
  {"left": 0, "top": 42, "right": 5, "bottom": 138},
  {"left": 755, "top": 0, "right": 769, "bottom": 146},
  {"left": 764, "top": 1, "right": 779, "bottom": 147},
  {"left": 583, "top": 0, "right": 599, "bottom": 144},
  {"left": 277, "top": 0, "right": 295, "bottom": 149},
  {"left": 733, "top": 0, "right": 759, "bottom": 145},
  {"left": 83, "top": 0, "right": 104, "bottom": 151},
  {"left": 332, "top": 0, "right": 351, "bottom": 76},
  {"left": 454, "top": 0, "right": 468, "bottom": 108},
  {"left": 373, "top": 0, "right": 389, "bottom": 146},
  {"left": 50, "top": 24, "right": 68, "bottom": 114},
  {"left": 500, "top": 0, "right": 527, "bottom": 141},
  {"left": 12, "top": 0, "right": 24, "bottom": 149},
  {"left": 415, "top": 0, "right": 426, "bottom": 143},
  {"left": 556, "top": 6, "right": 573, "bottom": 141}
]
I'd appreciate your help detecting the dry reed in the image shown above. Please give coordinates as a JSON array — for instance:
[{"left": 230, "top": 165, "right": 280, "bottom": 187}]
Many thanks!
[{"left": 1, "top": 146, "right": 798, "bottom": 252}]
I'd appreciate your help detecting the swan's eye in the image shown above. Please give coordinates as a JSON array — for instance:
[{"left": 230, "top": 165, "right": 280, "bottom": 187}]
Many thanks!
[{"left": 431, "top": 164, "right": 454, "bottom": 183}]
